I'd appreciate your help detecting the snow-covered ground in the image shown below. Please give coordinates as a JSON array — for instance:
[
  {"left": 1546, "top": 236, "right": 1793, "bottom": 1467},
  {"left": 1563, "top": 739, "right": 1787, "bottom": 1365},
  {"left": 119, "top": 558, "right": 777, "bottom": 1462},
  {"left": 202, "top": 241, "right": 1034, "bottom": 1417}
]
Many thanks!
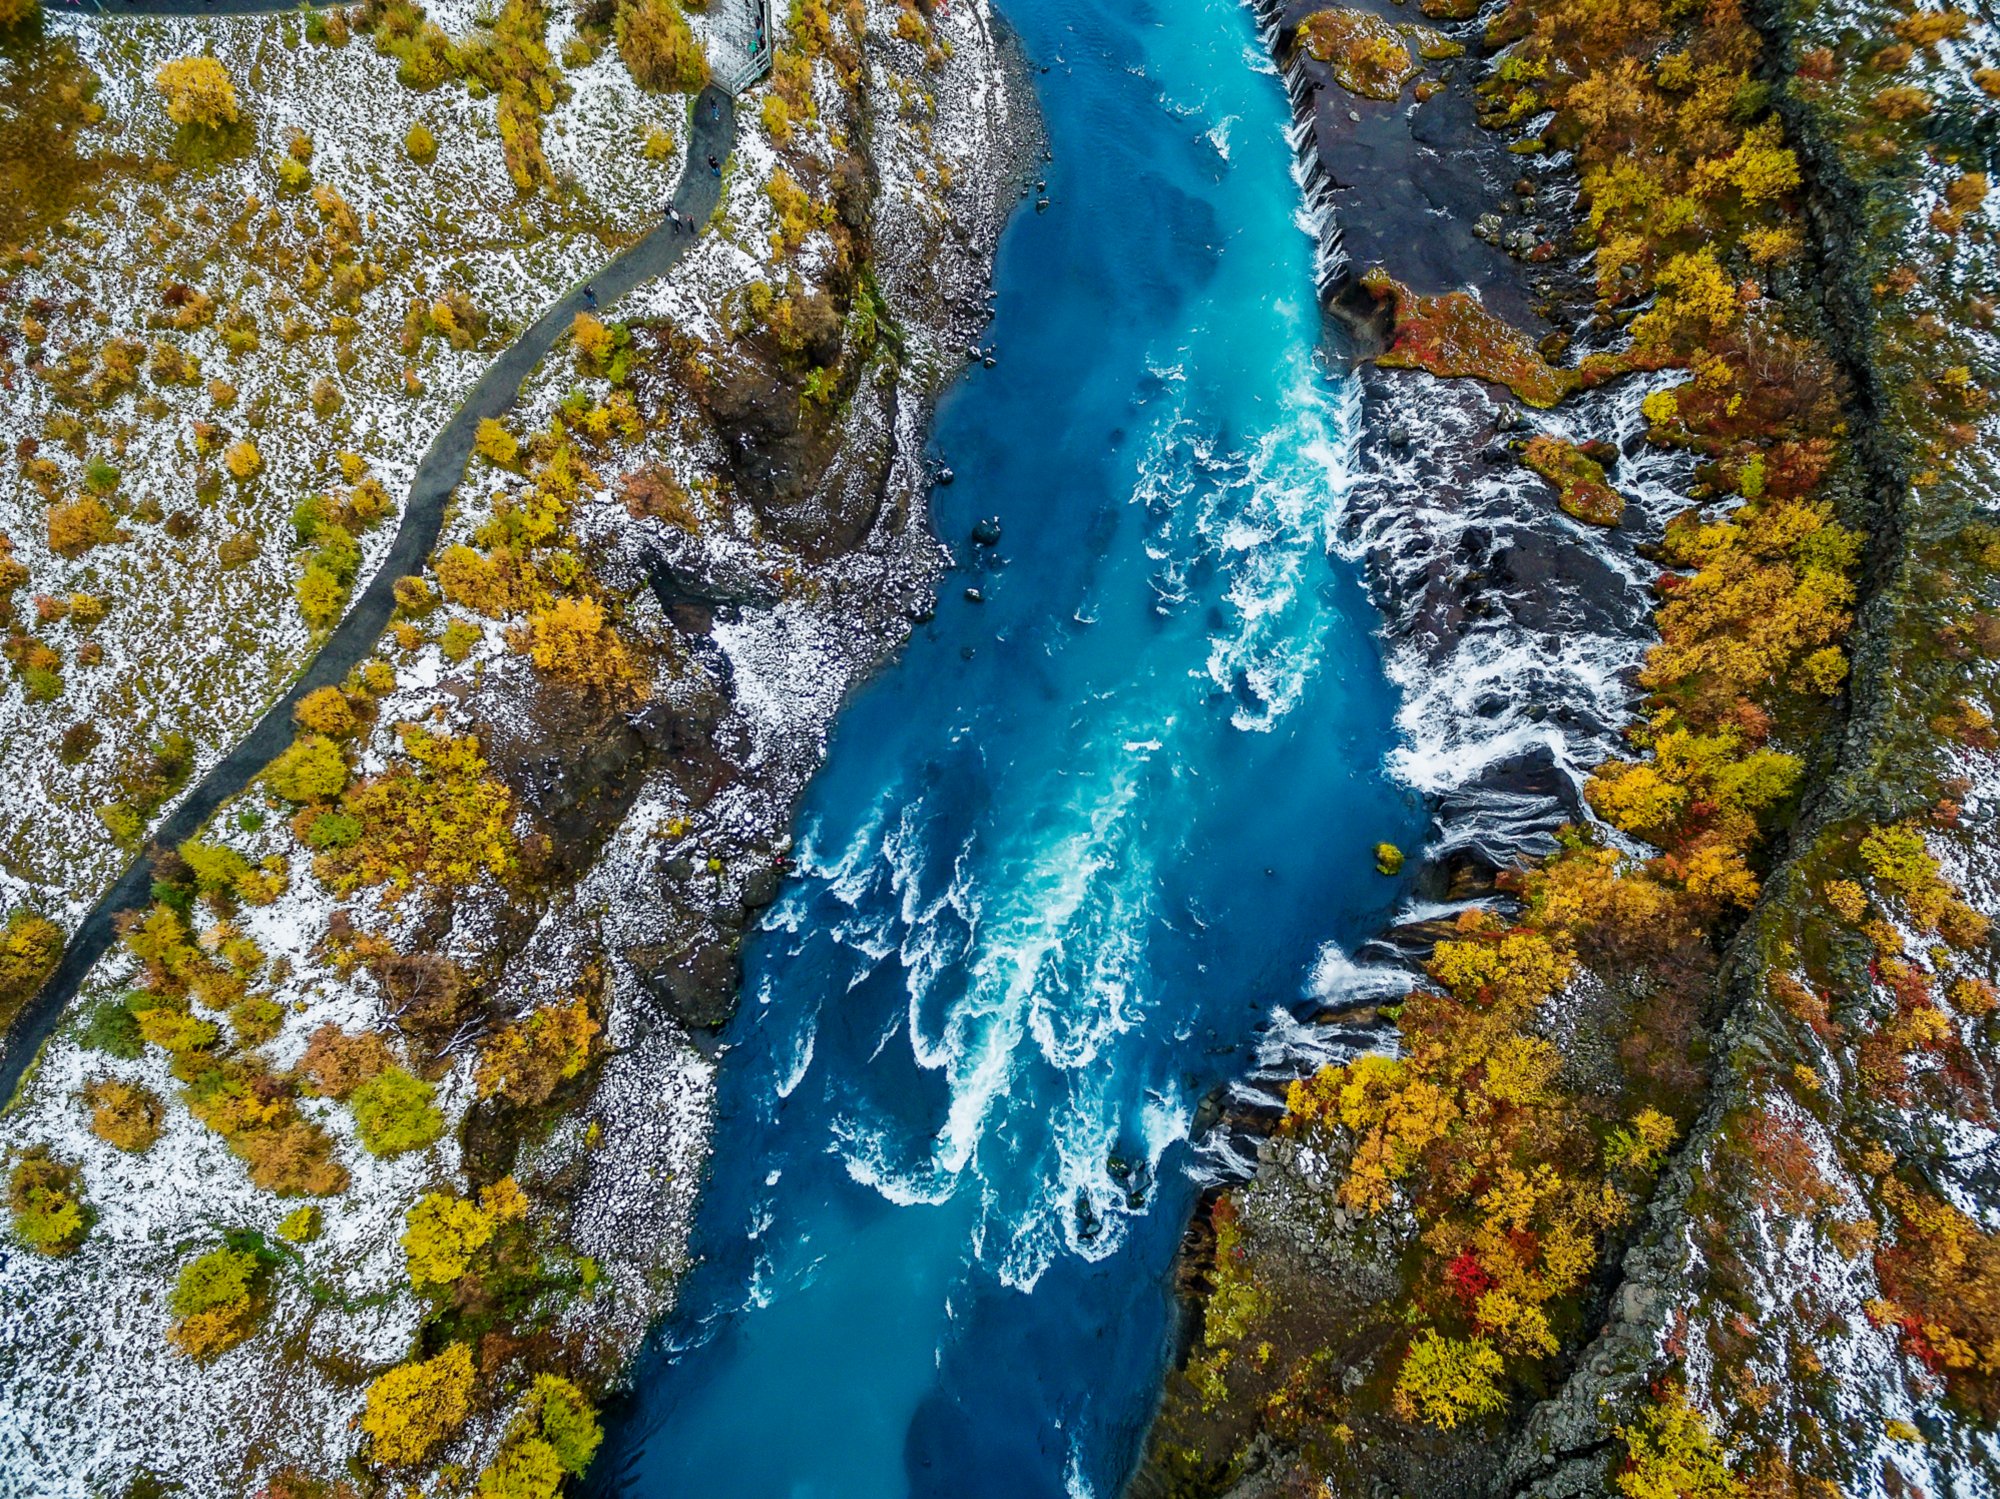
[
  {"left": 0, "top": 3, "right": 690, "bottom": 928},
  {"left": 0, "top": 0, "right": 1033, "bottom": 1491}
]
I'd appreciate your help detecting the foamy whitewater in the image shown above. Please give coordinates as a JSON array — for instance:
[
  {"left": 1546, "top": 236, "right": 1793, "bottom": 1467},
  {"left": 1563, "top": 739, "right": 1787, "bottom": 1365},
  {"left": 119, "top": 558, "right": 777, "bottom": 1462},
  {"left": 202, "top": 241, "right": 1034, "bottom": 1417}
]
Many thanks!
[{"left": 589, "top": 0, "right": 1423, "bottom": 1491}]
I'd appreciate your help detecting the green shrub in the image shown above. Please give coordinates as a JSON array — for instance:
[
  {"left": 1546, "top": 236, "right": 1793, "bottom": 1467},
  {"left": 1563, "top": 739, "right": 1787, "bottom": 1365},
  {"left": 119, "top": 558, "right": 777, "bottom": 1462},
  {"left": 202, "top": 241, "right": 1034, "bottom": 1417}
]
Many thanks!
[
  {"left": 349, "top": 1066, "right": 444, "bottom": 1156},
  {"left": 9, "top": 1146, "right": 89, "bottom": 1255},
  {"left": 304, "top": 811, "right": 364, "bottom": 849},
  {"left": 167, "top": 1241, "right": 263, "bottom": 1358},
  {"left": 79, "top": 993, "right": 147, "bottom": 1059}
]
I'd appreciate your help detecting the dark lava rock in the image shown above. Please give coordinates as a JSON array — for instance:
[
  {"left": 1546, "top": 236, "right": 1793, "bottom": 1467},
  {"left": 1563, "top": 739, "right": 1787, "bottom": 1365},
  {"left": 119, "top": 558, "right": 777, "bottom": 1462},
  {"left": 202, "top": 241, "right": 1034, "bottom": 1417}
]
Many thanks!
[
  {"left": 936, "top": 466, "right": 955, "bottom": 486},
  {"left": 627, "top": 936, "right": 741, "bottom": 1032},
  {"left": 964, "top": 586, "right": 985, "bottom": 604},
  {"left": 1075, "top": 1192, "right": 1102, "bottom": 1241},
  {"left": 971, "top": 516, "right": 1002, "bottom": 545},
  {"left": 741, "top": 864, "right": 782, "bottom": 911}
]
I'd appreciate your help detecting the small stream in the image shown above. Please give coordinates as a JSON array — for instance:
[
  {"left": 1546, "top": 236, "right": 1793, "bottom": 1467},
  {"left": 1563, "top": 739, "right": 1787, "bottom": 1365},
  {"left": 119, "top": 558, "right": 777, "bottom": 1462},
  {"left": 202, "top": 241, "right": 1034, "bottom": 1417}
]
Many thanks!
[{"left": 591, "top": 1, "right": 1419, "bottom": 1492}]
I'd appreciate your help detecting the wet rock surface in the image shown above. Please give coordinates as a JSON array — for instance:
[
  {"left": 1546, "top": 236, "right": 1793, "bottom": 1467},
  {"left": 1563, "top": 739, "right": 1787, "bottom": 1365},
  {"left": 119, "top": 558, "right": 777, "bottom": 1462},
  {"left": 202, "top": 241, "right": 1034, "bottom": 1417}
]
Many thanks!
[
  {"left": 1253, "top": 0, "right": 1689, "bottom": 886},
  {"left": 1137, "top": 0, "right": 1703, "bottom": 1490}
]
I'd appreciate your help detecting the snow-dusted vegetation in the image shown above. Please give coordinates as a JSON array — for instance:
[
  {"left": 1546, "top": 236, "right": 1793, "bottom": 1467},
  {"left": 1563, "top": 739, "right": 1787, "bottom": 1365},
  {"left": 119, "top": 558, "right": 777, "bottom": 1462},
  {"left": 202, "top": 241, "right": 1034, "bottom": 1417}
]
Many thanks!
[
  {"left": 0, "top": 3, "right": 697, "bottom": 933},
  {"left": 0, "top": 0, "right": 1032, "bottom": 1488}
]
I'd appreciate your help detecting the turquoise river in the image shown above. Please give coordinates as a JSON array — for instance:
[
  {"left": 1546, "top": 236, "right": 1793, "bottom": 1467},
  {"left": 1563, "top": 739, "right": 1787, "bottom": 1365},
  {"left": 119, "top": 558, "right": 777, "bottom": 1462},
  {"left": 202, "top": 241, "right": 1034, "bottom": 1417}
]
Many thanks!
[{"left": 592, "top": 0, "right": 1421, "bottom": 1491}]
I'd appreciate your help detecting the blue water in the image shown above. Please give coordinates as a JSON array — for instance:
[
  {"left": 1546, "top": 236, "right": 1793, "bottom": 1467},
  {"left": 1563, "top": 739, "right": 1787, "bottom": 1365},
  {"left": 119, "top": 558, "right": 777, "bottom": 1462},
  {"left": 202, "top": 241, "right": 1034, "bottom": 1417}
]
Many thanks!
[{"left": 591, "top": 1, "right": 1420, "bottom": 1493}]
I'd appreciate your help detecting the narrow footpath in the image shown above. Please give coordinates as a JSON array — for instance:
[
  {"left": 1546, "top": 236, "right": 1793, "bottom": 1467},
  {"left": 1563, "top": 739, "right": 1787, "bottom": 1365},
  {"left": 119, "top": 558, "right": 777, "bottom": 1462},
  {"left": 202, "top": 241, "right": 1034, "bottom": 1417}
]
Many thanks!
[{"left": 0, "top": 86, "right": 737, "bottom": 1106}]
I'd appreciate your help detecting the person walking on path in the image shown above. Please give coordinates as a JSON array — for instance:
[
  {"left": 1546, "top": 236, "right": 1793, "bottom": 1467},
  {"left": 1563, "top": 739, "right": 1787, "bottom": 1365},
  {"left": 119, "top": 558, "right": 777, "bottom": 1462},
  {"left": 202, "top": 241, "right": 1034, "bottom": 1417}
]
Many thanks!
[
  {"left": 708, "top": 153, "right": 720, "bottom": 179},
  {"left": 583, "top": 284, "right": 598, "bottom": 310}
]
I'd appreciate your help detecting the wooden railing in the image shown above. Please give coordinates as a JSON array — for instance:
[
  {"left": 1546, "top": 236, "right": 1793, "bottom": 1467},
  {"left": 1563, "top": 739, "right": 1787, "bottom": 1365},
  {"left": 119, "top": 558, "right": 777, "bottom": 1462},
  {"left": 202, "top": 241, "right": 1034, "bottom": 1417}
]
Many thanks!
[{"left": 723, "top": 0, "right": 773, "bottom": 92}]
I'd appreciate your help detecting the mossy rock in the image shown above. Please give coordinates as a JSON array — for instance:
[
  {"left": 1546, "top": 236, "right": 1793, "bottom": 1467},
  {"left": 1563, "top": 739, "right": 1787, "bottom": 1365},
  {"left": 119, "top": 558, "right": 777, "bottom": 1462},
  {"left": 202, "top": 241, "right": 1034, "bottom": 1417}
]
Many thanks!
[
  {"left": 1298, "top": 9, "right": 1419, "bottom": 100},
  {"left": 1375, "top": 842, "right": 1406, "bottom": 875}
]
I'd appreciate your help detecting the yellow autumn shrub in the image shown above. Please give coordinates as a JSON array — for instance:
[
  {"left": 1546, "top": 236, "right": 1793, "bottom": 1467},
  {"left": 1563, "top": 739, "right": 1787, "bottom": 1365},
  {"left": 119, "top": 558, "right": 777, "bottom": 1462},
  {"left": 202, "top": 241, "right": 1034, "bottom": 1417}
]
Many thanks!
[
  {"left": 522, "top": 596, "right": 640, "bottom": 698},
  {"left": 1615, "top": 1383, "right": 1745, "bottom": 1499},
  {"left": 361, "top": 1341, "right": 475, "bottom": 1465},
  {"left": 401, "top": 1190, "right": 494, "bottom": 1288},
  {"left": 154, "top": 56, "right": 240, "bottom": 130},
  {"left": 1391, "top": 1330, "right": 1507, "bottom": 1429}
]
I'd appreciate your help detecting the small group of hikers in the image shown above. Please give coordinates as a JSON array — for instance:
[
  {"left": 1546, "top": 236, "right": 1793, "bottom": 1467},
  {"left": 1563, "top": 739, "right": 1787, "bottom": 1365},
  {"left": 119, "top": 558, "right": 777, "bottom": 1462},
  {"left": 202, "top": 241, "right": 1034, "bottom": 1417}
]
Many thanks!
[{"left": 616, "top": 96, "right": 726, "bottom": 246}]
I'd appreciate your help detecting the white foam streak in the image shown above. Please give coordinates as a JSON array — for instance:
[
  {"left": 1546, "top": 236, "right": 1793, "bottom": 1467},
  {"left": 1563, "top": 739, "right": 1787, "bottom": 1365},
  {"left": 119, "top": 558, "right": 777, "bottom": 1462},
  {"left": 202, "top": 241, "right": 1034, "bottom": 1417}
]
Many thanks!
[{"left": 1342, "top": 370, "right": 1696, "bottom": 856}]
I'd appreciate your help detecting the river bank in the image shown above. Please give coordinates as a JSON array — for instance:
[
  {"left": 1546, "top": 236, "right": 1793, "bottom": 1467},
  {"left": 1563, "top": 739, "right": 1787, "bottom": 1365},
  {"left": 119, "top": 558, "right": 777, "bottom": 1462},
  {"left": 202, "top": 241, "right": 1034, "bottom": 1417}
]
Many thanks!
[
  {"left": 1154, "top": 0, "right": 1692, "bottom": 1234},
  {"left": 0, "top": 0, "right": 1038, "bottom": 1489},
  {"left": 1144, "top": 0, "right": 2000, "bottom": 1479},
  {"left": 1132, "top": 0, "right": 1907, "bottom": 1484}
]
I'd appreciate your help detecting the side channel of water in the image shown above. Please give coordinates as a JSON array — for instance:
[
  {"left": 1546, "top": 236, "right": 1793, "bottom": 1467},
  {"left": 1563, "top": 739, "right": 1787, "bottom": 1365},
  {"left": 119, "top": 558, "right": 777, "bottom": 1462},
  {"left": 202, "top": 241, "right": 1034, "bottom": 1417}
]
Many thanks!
[{"left": 593, "top": 0, "right": 1421, "bottom": 1492}]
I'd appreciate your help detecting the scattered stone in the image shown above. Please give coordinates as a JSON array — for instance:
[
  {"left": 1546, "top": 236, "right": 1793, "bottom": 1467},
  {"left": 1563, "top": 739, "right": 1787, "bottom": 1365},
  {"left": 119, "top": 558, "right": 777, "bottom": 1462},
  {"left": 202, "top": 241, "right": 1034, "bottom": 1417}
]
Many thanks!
[
  {"left": 937, "top": 466, "right": 955, "bottom": 486},
  {"left": 970, "top": 517, "right": 1002, "bottom": 545},
  {"left": 964, "top": 586, "right": 985, "bottom": 604}
]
